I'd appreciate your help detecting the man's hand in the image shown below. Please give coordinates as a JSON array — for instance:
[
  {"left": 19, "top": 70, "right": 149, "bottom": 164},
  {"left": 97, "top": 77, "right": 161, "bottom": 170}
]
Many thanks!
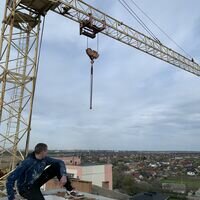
[{"left": 60, "top": 175, "right": 67, "bottom": 186}]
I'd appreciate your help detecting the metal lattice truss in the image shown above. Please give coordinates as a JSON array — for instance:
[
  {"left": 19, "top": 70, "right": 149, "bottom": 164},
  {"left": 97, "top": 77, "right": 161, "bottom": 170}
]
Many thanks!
[
  {"left": 0, "top": 0, "right": 41, "bottom": 183},
  {"left": 53, "top": 0, "right": 200, "bottom": 76}
]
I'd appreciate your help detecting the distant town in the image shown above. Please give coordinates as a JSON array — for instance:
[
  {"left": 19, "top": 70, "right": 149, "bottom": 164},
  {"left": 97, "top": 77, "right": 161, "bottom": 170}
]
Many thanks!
[
  {"left": 1, "top": 150, "right": 200, "bottom": 199},
  {"left": 49, "top": 150, "right": 200, "bottom": 199}
]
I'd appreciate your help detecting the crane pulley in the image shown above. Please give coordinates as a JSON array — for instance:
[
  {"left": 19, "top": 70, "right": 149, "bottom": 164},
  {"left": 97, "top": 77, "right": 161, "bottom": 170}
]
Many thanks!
[
  {"left": 79, "top": 11, "right": 103, "bottom": 109},
  {"left": 80, "top": 13, "right": 106, "bottom": 39}
]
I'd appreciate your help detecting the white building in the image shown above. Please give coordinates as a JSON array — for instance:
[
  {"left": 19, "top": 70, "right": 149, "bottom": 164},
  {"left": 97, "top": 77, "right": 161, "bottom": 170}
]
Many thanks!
[{"left": 67, "top": 164, "right": 113, "bottom": 190}]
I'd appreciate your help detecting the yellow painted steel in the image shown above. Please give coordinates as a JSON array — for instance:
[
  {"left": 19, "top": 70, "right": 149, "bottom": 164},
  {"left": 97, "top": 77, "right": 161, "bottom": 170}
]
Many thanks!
[{"left": 0, "top": 0, "right": 42, "bottom": 188}]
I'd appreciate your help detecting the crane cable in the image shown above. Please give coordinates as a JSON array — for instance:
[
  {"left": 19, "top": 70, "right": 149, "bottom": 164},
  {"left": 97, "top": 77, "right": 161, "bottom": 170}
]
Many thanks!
[
  {"left": 118, "top": 0, "right": 160, "bottom": 43},
  {"left": 119, "top": 0, "right": 193, "bottom": 59},
  {"left": 86, "top": 35, "right": 99, "bottom": 52},
  {"left": 129, "top": 0, "right": 193, "bottom": 59}
]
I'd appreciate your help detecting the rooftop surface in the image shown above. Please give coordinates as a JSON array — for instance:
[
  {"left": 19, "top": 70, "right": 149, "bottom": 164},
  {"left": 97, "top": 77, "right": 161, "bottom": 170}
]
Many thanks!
[
  {"left": 0, "top": 189, "right": 116, "bottom": 200},
  {"left": 0, "top": 195, "right": 115, "bottom": 200}
]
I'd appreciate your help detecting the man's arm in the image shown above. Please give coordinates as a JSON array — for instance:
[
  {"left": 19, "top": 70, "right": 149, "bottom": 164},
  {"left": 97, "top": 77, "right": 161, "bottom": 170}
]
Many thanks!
[
  {"left": 45, "top": 157, "right": 67, "bottom": 176},
  {"left": 6, "top": 159, "right": 30, "bottom": 200}
]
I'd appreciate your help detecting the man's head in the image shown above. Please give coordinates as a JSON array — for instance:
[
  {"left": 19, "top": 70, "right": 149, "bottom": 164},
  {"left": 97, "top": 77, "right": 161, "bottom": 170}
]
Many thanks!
[{"left": 34, "top": 143, "right": 48, "bottom": 159}]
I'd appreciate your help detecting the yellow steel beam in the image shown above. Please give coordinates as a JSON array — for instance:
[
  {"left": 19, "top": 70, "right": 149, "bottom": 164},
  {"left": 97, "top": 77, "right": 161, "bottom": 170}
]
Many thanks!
[
  {"left": 0, "top": 0, "right": 42, "bottom": 188},
  {"left": 51, "top": 0, "right": 200, "bottom": 76}
]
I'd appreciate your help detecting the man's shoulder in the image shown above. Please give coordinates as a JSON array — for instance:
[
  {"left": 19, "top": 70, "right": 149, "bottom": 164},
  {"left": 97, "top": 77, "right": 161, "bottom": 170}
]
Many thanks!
[{"left": 17, "top": 153, "right": 35, "bottom": 166}]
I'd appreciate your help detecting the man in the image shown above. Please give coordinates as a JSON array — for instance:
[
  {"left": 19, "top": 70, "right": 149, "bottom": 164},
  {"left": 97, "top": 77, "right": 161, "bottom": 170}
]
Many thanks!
[{"left": 6, "top": 143, "right": 83, "bottom": 200}]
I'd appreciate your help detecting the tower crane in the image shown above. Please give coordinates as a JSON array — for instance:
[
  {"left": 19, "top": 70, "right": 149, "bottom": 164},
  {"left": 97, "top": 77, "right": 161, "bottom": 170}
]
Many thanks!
[{"left": 0, "top": 0, "right": 199, "bottom": 189}]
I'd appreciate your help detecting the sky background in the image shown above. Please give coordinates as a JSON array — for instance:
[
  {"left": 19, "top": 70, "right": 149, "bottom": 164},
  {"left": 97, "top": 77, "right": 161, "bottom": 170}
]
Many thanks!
[{"left": 0, "top": 0, "right": 200, "bottom": 151}]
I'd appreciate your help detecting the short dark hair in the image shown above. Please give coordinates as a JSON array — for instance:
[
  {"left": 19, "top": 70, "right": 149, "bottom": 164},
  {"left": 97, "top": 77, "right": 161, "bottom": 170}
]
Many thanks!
[{"left": 34, "top": 143, "right": 48, "bottom": 154}]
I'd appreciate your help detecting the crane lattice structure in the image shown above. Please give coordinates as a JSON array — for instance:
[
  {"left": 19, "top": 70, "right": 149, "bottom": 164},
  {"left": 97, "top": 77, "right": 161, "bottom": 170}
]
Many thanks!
[{"left": 0, "top": 0, "right": 199, "bottom": 189}]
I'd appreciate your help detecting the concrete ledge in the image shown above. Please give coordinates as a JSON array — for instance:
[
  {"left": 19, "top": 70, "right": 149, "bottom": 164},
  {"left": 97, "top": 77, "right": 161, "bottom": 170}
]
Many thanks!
[{"left": 0, "top": 188, "right": 116, "bottom": 200}]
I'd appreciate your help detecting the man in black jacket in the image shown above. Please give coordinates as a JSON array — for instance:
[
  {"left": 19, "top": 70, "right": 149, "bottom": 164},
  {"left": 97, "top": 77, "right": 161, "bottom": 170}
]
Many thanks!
[{"left": 6, "top": 143, "right": 83, "bottom": 200}]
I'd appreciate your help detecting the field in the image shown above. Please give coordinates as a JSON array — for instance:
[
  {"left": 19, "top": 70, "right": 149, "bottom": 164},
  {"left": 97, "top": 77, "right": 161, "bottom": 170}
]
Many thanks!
[{"left": 161, "top": 176, "right": 200, "bottom": 190}]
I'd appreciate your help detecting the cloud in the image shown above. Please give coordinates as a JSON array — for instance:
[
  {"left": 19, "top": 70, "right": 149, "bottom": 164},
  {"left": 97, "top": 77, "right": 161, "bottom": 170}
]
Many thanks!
[{"left": 0, "top": 0, "right": 200, "bottom": 151}]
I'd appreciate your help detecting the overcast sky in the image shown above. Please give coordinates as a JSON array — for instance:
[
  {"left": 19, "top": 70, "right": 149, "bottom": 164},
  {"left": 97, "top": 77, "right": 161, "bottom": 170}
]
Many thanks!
[{"left": 0, "top": 0, "right": 200, "bottom": 151}]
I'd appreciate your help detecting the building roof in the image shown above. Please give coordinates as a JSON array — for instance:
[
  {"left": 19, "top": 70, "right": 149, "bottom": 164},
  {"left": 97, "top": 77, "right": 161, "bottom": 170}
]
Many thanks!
[
  {"left": 0, "top": 189, "right": 116, "bottom": 200},
  {"left": 130, "top": 192, "right": 169, "bottom": 200}
]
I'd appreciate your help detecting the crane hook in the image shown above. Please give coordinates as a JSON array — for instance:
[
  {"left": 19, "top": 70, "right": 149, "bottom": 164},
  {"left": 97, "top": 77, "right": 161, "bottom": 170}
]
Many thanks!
[{"left": 86, "top": 48, "right": 99, "bottom": 109}]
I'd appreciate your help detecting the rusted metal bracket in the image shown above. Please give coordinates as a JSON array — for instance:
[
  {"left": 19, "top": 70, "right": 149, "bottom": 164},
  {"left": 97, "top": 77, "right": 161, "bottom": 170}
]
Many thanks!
[{"left": 80, "top": 13, "right": 106, "bottom": 39}]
